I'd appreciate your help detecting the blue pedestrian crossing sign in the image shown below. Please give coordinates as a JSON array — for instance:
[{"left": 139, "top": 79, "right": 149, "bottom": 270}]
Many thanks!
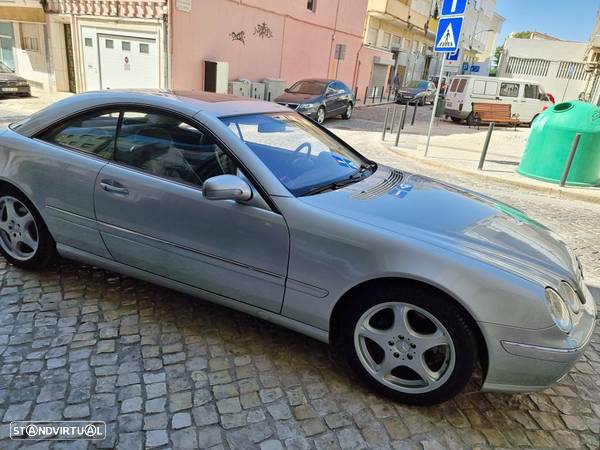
[
  {"left": 434, "top": 16, "right": 463, "bottom": 53},
  {"left": 441, "top": 0, "right": 467, "bottom": 16}
]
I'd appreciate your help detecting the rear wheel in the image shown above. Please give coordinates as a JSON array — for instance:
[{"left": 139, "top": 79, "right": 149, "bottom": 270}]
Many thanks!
[
  {"left": 466, "top": 113, "right": 476, "bottom": 126},
  {"left": 341, "top": 283, "right": 477, "bottom": 405},
  {"left": 0, "top": 189, "right": 55, "bottom": 269},
  {"left": 450, "top": 117, "right": 462, "bottom": 124}
]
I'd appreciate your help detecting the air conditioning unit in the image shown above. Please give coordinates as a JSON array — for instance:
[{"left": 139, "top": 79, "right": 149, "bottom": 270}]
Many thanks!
[
  {"left": 204, "top": 60, "right": 229, "bottom": 93},
  {"left": 263, "top": 78, "right": 287, "bottom": 102},
  {"left": 250, "top": 82, "right": 265, "bottom": 99},
  {"left": 228, "top": 81, "right": 250, "bottom": 97}
]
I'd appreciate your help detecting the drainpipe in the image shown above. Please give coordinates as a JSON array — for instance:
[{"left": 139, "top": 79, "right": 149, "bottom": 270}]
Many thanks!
[{"left": 327, "top": 0, "right": 341, "bottom": 79}]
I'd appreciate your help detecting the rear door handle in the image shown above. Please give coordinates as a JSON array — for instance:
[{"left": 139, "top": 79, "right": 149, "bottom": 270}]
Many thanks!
[{"left": 100, "top": 180, "right": 129, "bottom": 195}]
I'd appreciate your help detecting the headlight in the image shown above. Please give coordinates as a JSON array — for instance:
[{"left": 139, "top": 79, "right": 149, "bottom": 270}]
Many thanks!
[
  {"left": 558, "top": 282, "right": 582, "bottom": 315},
  {"left": 545, "top": 288, "right": 571, "bottom": 333},
  {"left": 298, "top": 103, "right": 316, "bottom": 111}
]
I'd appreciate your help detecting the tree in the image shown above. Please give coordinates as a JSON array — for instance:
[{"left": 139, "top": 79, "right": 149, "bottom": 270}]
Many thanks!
[{"left": 511, "top": 31, "right": 533, "bottom": 39}]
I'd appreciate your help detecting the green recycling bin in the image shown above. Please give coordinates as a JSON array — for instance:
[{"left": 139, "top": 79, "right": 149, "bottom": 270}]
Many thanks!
[{"left": 517, "top": 101, "right": 600, "bottom": 187}]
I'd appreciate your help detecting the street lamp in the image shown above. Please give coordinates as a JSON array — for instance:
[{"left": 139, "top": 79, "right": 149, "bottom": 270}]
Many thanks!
[{"left": 467, "top": 29, "right": 494, "bottom": 74}]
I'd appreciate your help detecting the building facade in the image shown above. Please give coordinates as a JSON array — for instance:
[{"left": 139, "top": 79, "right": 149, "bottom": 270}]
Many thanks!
[
  {"left": 0, "top": 0, "right": 52, "bottom": 90},
  {"left": 497, "top": 37, "right": 589, "bottom": 101},
  {"left": 170, "top": 0, "right": 386, "bottom": 100},
  {"left": 44, "top": 0, "right": 168, "bottom": 93},
  {"left": 362, "top": 0, "right": 439, "bottom": 90}
]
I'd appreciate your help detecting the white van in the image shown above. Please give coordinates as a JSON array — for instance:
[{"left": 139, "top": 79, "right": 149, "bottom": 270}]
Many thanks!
[{"left": 444, "top": 75, "right": 553, "bottom": 125}]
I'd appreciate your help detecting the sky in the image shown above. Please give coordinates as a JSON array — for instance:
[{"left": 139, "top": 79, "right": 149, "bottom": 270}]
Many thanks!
[{"left": 496, "top": 0, "right": 600, "bottom": 45}]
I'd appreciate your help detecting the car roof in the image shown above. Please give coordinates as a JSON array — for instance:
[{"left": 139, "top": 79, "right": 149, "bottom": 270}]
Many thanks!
[{"left": 12, "top": 89, "right": 292, "bottom": 137}]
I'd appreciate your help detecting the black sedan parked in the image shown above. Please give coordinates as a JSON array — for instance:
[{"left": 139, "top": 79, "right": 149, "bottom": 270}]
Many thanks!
[
  {"left": 274, "top": 79, "right": 354, "bottom": 124},
  {"left": 395, "top": 80, "right": 436, "bottom": 106},
  {"left": 0, "top": 61, "right": 31, "bottom": 97}
]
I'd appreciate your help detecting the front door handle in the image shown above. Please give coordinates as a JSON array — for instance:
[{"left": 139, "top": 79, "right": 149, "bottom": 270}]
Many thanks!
[{"left": 100, "top": 180, "right": 129, "bottom": 195}]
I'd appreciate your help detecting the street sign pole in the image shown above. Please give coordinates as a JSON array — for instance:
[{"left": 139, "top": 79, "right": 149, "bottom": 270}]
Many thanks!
[{"left": 424, "top": 53, "right": 446, "bottom": 157}]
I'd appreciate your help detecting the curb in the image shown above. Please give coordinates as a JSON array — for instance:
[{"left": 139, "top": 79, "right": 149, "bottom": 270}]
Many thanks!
[
  {"left": 355, "top": 101, "right": 395, "bottom": 109},
  {"left": 385, "top": 144, "right": 600, "bottom": 205}
]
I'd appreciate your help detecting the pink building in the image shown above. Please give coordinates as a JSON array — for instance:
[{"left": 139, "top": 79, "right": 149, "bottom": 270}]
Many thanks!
[
  {"left": 170, "top": 0, "right": 390, "bottom": 98},
  {"left": 16, "top": 0, "right": 389, "bottom": 99}
]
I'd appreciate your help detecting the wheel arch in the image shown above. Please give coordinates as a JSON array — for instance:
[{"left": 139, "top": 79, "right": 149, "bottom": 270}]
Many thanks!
[
  {"left": 0, "top": 178, "right": 49, "bottom": 227},
  {"left": 329, "top": 276, "right": 488, "bottom": 378}
]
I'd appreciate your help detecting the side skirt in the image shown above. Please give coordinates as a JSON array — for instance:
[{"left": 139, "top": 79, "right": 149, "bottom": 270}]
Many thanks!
[{"left": 57, "top": 244, "right": 329, "bottom": 344}]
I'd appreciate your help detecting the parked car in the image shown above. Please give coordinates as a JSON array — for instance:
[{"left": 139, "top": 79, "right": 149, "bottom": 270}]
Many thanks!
[
  {"left": 274, "top": 78, "right": 354, "bottom": 124},
  {"left": 0, "top": 61, "right": 31, "bottom": 97},
  {"left": 395, "top": 80, "right": 436, "bottom": 105},
  {"left": 444, "top": 75, "right": 553, "bottom": 125},
  {"left": 0, "top": 91, "right": 594, "bottom": 405}
]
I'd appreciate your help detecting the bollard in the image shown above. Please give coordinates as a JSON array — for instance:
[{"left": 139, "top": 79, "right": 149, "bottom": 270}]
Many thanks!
[
  {"left": 559, "top": 133, "right": 582, "bottom": 187},
  {"left": 394, "top": 107, "right": 406, "bottom": 147},
  {"left": 389, "top": 105, "right": 397, "bottom": 131},
  {"left": 477, "top": 123, "right": 495, "bottom": 170},
  {"left": 364, "top": 86, "right": 369, "bottom": 105},
  {"left": 382, "top": 107, "right": 390, "bottom": 141},
  {"left": 411, "top": 102, "right": 418, "bottom": 126},
  {"left": 387, "top": 87, "right": 391, "bottom": 101},
  {"left": 379, "top": 86, "right": 385, "bottom": 102},
  {"left": 400, "top": 104, "right": 408, "bottom": 130},
  {"left": 371, "top": 87, "right": 377, "bottom": 103}
]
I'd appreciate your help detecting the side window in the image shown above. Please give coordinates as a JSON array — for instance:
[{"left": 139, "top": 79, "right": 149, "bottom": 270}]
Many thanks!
[
  {"left": 472, "top": 80, "right": 486, "bottom": 95},
  {"left": 114, "top": 111, "right": 237, "bottom": 187},
  {"left": 40, "top": 110, "right": 120, "bottom": 159},
  {"left": 484, "top": 81, "right": 498, "bottom": 96},
  {"left": 449, "top": 78, "right": 459, "bottom": 92},
  {"left": 500, "top": 82, "right": 520, "bottom": 97},
  {"left": 457, "top": 78, "right": 467, "bottom": 93},
  {"left": 524, "top": 84, "right": 540, "bottom": 99},
  {"left": 326, "top": 83, "right": 336, "bottom": 96}
]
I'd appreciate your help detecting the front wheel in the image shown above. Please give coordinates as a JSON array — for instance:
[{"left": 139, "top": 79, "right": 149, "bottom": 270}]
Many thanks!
[
  {"left": 0, "top": 190, "right": 55, "bottom": 269},
  {"left": 342, "top": 103, "right": 353, "bottom": 120},
  {"left": 316, "top": 107, "right": 326, "bottom": 124},
  {"left": 341, "top": 283, "right": 477, "bottom": 405}
]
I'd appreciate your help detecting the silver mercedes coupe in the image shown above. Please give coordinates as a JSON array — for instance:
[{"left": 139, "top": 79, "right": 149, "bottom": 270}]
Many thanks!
[{"left": 0, "top": 91, "right": 595, "bottom": 405}]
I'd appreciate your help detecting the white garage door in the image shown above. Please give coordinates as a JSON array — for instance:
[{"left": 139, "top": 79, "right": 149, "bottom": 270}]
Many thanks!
[{"left": 98, "top": 34, "right": 158, "bottom": 89}]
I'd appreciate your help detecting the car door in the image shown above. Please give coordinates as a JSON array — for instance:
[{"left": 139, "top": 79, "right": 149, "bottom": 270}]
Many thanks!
[
  {"left": 324, "top": 83, "right": 341, "bottom": 116},
  {"left": 498, "top": 81, "right": 521, "bottom": 119},
  {"left": 33, "top": 109, "right": 120, "bottom": 258},
  {"left": 93, "top": 109, "right": 290, "bottom": 313},
  {"left": 520, "top": 83, "right": 544, "bottom": 122}
]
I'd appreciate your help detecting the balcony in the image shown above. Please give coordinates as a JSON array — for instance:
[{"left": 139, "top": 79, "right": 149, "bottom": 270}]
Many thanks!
[
  {"left": 368, "top": 0, "right": 430, "bottom": 32},
  {"left": 45, "top": 0, "right": 167, "bottom": 19}
]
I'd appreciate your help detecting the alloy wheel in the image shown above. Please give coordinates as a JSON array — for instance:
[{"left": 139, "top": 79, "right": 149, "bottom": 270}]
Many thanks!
[
  {"left": 346, "top": 104, "right": 352, "bottom": 118},
  {"left": 0, "top": 196, "right": 39, "bottom": 261},
  {"left": 317, "top": 108, "right": 325, "bottom": 124},
  {"left": 354, "top": 301, "right": 455, "bottom": 394}
]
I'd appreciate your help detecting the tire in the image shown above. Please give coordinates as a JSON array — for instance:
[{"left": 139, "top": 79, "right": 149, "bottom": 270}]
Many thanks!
[
  {"left": 419, "top": 97, "right": 426, "bottom": 107},
  {"left": 341, "top": 103, "right": 353, "bottom": 120},
  {"left": 316, "top": 107, "right": 326, "bottom": 124},
  {"left": 450, "top": 117, "right": 462, "bottom": 124},
  {"left": 0, "top": 188, "right": 55, "bottom": 270},
  {"left": 340, "top": 282, "right": 477, "bottom": 405},
  {"left": 466, "top": 113, "right": 476, "bottom": 126}
]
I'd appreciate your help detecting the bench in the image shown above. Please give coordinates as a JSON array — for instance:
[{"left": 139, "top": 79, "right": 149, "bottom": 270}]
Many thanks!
[{"left": 471, "top": 102, "right": 521, "bottom": 128}]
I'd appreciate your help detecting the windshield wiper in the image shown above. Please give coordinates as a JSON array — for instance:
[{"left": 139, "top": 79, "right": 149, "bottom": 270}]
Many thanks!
[{"left": 301, "top": 162, "right": 376, "bottom": 197}]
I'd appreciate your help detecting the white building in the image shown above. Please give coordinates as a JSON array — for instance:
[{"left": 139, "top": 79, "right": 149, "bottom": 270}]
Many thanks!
[
  {"left": 430, "top": 0, "right": 504, "bottom": 79},
  {"left": 497, "top": 37, "right": 589, "bottom": 101}
]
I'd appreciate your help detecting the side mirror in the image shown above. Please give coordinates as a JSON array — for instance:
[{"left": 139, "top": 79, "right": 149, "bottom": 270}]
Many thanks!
[
  {"left": 284, "top": 88, "right": 290, "bottom": 93},
  {"left": 203, "top": 175, "right": 252, "bottom": 202}
]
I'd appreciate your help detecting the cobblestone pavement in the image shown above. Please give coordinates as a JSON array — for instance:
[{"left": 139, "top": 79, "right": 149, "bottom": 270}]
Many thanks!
[{"left": 0, "top": 100, "right": 599, "bottom": 450}]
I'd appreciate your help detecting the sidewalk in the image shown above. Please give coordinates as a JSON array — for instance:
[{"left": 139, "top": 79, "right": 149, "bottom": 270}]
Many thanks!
[{"left": 0, "top": 89, "right": 72, "bottom": 120}]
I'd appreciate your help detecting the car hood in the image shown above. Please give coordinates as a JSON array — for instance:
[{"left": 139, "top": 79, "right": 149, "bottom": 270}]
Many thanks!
[
  {"left": 300, "top": 165, "right": 577, "bottom": 285},
  {"left": 274, "top": 92, "right": 320, "bottom": 103},
  {"left": 0, "top": 73, "right": 26, "bottom": 82},
  {"left": 399, "top": 88, "right": 424, "bottom": 96}
]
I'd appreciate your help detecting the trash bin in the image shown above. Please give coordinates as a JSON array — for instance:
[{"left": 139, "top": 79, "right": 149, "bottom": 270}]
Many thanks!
[
  {"left": 435, "top": 94, "right": 446, "bottom": 118},
  {"left": 517, "top": 101, "right": 600, "bottom": 187}
]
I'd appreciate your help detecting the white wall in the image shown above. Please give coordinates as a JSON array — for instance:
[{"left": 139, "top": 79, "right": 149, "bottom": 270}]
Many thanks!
[{"left": 498, "top": 38, "right": 589, "bottom": 101}]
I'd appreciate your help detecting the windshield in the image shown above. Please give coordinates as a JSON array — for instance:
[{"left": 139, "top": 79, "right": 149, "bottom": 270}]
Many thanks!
[
  {"left": 287, "top": 81, "right": 326, "bottom": 95},
  {"left": 0, "top": 61, "right": 13, "bottom": 73},
  {"left": 221, "top": 113, "right": 371, "bottom": 196},
  {"left": 405, "top": 81, "right": 428, "bottom": 89}
]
